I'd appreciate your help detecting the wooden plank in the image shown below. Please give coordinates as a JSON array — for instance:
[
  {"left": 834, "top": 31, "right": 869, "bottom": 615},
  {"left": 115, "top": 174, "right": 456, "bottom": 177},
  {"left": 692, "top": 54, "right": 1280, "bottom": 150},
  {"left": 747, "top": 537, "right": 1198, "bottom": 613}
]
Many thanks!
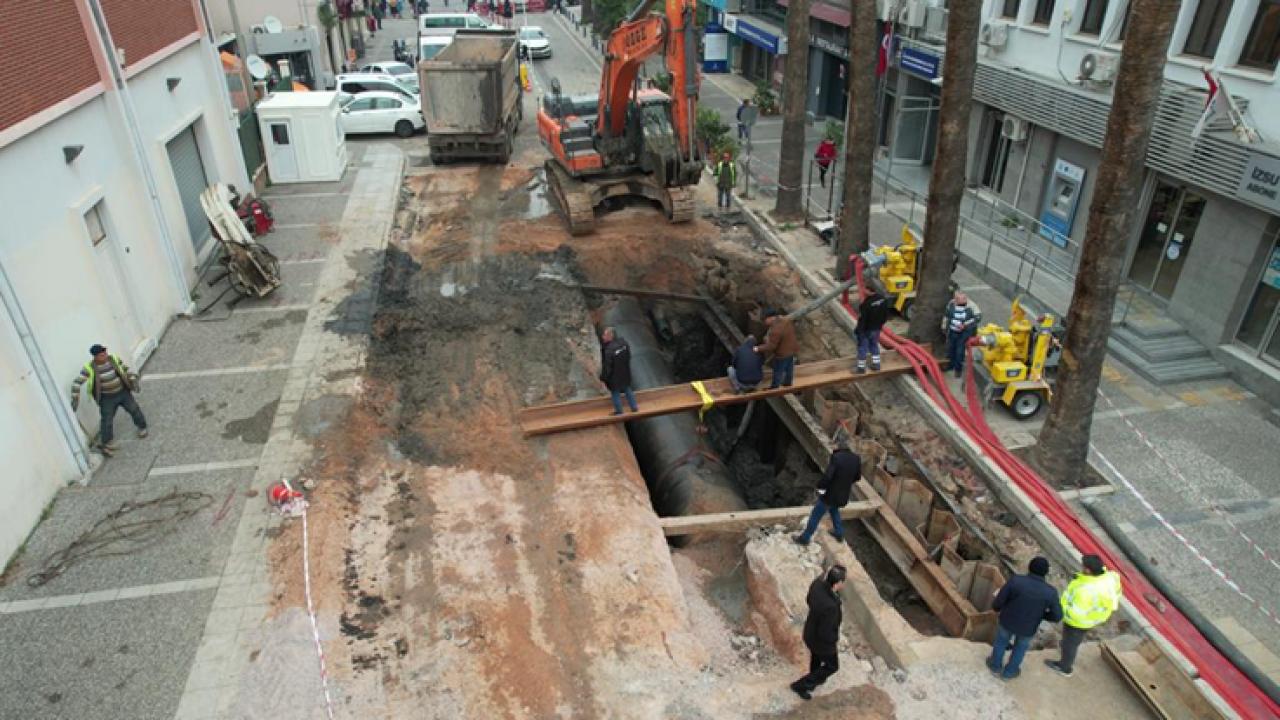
[
  {"left": 574, "top": 284, "right": 710, "bottom": 303},
  {"left": 657, "top": 500, "right": 882, "bottom": 536},
  {"left": 1103, "top": 641, "right": 1229, "bottom": 720},
  {"left": 518, "top": 353, "right": 913, "bottom": 437}
]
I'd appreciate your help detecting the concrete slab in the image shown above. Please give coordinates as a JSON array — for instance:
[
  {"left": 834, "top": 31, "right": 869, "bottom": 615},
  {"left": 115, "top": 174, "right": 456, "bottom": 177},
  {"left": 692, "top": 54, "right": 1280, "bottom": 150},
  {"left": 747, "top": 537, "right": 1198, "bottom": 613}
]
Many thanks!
[
  {"left": 141, "top": 312, "right": 307, "bottom": 374},
  {"left": 254, "top": 224, "right": 342, "bottom": 263},
  {"left": 0, "top": 590, "right": 214, "bottom": 720},
  {"left": 85, "top": 371, "right": 285, "bottom": 480},
  {"left": 0, "top": 469, "right": 252, "bottom": 601},
  {"left": 267, "top": 194, "right": 348, "bottom": 227}
]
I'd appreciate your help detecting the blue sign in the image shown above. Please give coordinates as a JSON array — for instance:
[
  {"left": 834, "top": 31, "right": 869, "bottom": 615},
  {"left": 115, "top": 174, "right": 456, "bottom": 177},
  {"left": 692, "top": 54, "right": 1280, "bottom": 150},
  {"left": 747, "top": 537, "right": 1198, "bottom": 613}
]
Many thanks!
[
  {"left": 900, "top": 47, "right": 940, "bottom": 79},
  {"left": 736, "top": 19, "right": 781, "bottom": 54},
  {"left": 699, "top": 0, "right": 726, "bottom": 11}
]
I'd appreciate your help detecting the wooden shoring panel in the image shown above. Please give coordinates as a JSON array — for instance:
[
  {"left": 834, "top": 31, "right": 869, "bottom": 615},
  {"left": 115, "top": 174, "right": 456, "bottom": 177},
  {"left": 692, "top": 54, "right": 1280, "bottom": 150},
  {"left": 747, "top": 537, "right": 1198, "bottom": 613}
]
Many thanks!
[
  {"left": 657, "top": 500, "right": 881, "bottom": 536},
  {"left": 518, "top": 354, "right": 913, "bottom": 437}
]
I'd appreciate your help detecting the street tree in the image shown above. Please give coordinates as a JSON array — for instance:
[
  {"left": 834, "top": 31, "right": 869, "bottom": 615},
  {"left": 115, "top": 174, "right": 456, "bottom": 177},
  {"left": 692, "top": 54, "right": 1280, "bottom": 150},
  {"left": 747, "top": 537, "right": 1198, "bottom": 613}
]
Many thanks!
[
  {"left": 1035, "top": 0, "right": 1181, "bottom": 485},
  {"left": 906, "top": 0, "right": 980, "bottom": 344},
  {"left": 834, "top": 0, "right": 880, "bottom": 277},
  {"left": 773, "top": 0, "right": 811, "bottom": 218}
]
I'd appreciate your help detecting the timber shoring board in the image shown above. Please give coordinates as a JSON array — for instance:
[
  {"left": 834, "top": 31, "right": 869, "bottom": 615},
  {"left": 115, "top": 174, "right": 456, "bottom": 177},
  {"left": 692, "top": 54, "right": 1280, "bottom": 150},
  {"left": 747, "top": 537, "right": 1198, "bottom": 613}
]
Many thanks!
[
  {"left": 518, "top": 353, "right": 913, "bottom": 437},
  {"left": 658, "top": 500, "right": 881, "bottom": 536},
  {"left": 1102, "top": 641, "right": 1229, "bottom": 720}
]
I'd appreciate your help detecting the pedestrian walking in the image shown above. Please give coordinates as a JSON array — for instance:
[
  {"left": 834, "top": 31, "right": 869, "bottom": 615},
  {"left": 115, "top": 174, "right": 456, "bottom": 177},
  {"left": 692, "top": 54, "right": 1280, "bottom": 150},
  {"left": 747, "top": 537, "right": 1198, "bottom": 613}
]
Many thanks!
[
  {"left": 727, "top": 335, "right": 764, "bottom": 393},
  {"left": 793, "top": 440, "right": 860, "bottom": 544},
  {"left": 713, "top": 151, "right": 735, "bottom": 210},
  {"left": 599, "top": 326, "right": 638, "bottom": 415},
  {"left": 814, "top": 137, "right": 836, "bottom": 188},
  {"left": 736, "top": 98, "right": 752, "bottom": 140},
  {"left": 987, "top": 556, "right": 1062, "bottom": 680},
  {"left": 366, "top": 10, "right": 377, "bottom": 35},
  {"left": 1046, "top": 554, "right": 1122, "bottom": 677},
  {"left": 942, "top": 290, "right": 980, "bottom": 378},
  {"left": 71, "top": 344, "right": 148, "bottom": 456},
  {"left": 502, "top": 0, "right": 513, "bottom": 25},
  {"left": 756, "top": 309, "right": 797, "bottom": 388},
  {"left": 855, "top": 283, "right": 889, "bottom": 374},
  {"left": 790, "top": 565, "right": 847, "bottom": 700}
]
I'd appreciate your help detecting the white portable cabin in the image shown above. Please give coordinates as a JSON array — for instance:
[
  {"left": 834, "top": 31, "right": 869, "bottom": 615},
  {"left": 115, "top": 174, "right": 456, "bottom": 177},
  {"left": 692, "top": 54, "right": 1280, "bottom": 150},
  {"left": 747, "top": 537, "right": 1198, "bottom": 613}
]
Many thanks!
[{"left": 256, "top": 92, "right": 347, "bottom": 184}]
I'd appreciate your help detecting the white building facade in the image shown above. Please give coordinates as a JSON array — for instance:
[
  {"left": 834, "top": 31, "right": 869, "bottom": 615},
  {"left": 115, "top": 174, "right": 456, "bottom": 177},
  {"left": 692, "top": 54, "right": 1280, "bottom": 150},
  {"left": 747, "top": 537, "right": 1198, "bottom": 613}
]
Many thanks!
[{"left": 0, "top": 0, "right": 248, "bottom": 564}]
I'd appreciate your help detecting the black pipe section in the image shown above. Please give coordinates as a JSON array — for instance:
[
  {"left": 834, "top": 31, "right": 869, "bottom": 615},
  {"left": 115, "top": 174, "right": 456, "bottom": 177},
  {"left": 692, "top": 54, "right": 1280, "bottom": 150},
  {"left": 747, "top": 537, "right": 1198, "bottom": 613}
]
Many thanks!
[
  {"left": 603, "top": 297, "right": 747, "bottom": 518},
  {"left": 1083, "top": 500, "right": 1280, "bottom": 707}
]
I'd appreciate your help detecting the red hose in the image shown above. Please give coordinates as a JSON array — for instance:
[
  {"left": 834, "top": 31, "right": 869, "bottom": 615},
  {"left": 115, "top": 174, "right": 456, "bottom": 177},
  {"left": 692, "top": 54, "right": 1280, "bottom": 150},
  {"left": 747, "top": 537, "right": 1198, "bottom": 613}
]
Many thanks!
[{"left": 845, "top": 256, "right": 1280, "bottom": 719}]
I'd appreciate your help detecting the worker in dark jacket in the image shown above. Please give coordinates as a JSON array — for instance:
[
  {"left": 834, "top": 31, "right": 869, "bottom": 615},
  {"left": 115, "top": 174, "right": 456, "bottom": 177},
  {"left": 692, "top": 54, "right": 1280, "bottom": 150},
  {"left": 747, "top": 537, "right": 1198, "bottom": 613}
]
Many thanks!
[
  {"left": 791, "top": 565, "right": 847, "bottom": 700},
  {"left": 599, "top": 326, "right": 638, "bottom": 415},
  {"left": 987, "top": 556, "right": 1062, "bottom": 680},
  {"left": 756, "top": 309, "right": 798, "bottom": 388},
  {"left": 728, "top": 335, "right": 765, "bottom": 393},
  {"left": 855, "top": 284, "right": 890, "bottom": 374},
  {"left": 794, "top": 440, "right": 861, "bottom": 545}
]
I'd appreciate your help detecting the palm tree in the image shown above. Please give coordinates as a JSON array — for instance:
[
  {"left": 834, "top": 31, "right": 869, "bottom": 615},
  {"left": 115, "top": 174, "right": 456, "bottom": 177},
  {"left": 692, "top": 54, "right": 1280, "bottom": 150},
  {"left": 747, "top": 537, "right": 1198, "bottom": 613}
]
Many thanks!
[
  {"left": 1035, "top": 0, "right": 1181, "bottom": 486},
  {"left": 773, "top": 0, "right": 811, "bottom": 219},
  {"left": 834, "top": 0, "right": 880, "bottom": 277},
  {"left": 906, "top": 0, "right": 980, "bottom": 344}
]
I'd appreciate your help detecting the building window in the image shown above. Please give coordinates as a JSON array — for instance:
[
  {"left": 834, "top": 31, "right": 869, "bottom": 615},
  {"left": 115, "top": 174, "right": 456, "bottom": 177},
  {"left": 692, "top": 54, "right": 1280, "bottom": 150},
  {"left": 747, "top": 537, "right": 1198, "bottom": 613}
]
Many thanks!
[
  {"left": 85, "top": 202, "right": 107, "bottom": 247},
  {"left": 1032, "top": 0, "right": 1056, "bottom": 25},
  {"left": 270, "top": 123, "right": 290, "bottom": 144},
  {"left": 1240, "top": 0, "right": 1280, "bottom": 70},
  {"left": 1183, "top": 0, "right": 1231, "bottom": 59},
  {"left": 1002, "top": 0, "right": 1020, "bottom": 19},
  {"left": 1235, "top": 236, "right": 1280, "bottom": 364},
  {"left": 1080, "top": 0, "right": 1108, "bottom": 34}
]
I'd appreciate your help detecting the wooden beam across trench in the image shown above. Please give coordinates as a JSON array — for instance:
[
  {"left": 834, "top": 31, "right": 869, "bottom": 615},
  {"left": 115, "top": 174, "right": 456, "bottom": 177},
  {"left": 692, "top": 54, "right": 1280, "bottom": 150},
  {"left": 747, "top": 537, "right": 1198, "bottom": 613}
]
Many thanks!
[
  {"left": 658, "top": 500, "right": 882, "bottom": 536},
  {"left": 518, "top": 353, "right": 913, "bottom": 437}
]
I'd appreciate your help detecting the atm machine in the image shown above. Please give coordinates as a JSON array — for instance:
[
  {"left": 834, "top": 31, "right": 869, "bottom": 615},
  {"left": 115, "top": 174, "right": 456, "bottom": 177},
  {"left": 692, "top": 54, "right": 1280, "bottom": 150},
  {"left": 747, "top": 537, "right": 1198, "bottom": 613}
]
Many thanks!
[{"left": 1039, "top": 158, "right": 1085, "bottom": 249}]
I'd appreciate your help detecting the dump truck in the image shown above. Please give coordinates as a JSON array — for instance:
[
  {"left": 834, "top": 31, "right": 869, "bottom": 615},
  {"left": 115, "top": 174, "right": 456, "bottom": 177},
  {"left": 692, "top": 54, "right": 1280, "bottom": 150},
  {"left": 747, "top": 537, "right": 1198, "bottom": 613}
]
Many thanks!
[{"left": 417, "top": 29, "right": 523, "bottom": 165}]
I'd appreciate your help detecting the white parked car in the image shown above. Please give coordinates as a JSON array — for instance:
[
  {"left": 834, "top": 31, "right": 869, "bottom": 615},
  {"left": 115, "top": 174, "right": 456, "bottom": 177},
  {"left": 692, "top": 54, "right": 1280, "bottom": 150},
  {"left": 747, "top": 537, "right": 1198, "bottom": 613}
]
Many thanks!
[
  {"left": 360, "top": 61, "right": 416, "bottom": 78},
  {"left": 518, "top": 26, "right": 552, "bottom": 59},
  {"left": 335, "top": 72, "right": 418, "bottom": 98},
  {"left": 340, "top": 92, "right": 425, "bottom": 138}
]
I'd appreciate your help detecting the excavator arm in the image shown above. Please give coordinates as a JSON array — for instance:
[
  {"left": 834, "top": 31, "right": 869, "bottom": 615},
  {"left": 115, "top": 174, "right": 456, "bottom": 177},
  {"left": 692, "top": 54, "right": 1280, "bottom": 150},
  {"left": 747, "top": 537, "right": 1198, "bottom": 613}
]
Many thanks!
[{"left": 596, "top": 0, "right": 699, "bottom": 163}]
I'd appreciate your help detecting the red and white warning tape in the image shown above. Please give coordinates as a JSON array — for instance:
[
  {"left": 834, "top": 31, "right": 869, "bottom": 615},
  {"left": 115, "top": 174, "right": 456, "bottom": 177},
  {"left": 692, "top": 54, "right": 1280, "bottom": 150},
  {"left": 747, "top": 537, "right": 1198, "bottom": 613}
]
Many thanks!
[
  {"left": 301, "top": 507, "right": 338, "bottom": 719},
  {"left": 1092, "top": 390, "right": 1280, "bottom": 628}
]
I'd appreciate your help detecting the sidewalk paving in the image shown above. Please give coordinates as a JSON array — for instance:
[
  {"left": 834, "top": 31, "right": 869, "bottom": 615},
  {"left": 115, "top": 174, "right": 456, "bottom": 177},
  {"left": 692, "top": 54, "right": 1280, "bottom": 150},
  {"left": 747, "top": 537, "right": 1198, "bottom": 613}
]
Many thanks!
[
  {"left": 727, "top": 183, "right": 1280, "bottom": 686},
  {"left": 0, "top": 142, "right": 404, "bottom": 720}
]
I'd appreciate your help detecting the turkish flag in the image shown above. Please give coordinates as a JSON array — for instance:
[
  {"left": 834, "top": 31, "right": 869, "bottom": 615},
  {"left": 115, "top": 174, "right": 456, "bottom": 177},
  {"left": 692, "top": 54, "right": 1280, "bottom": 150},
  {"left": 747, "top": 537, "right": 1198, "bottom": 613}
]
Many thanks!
[{"left": 877, "top": 23, "right": 893, "bottom": 77}]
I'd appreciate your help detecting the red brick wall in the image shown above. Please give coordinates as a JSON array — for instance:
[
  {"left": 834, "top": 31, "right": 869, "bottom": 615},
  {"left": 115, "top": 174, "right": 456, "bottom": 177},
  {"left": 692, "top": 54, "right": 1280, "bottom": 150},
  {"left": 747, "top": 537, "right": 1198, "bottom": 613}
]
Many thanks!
[
  {"left": 101, "top": 0, "right": 199, "bottom": 70},
  {"left": 0, "top": 0, "right": 101, "bottom": 132}
]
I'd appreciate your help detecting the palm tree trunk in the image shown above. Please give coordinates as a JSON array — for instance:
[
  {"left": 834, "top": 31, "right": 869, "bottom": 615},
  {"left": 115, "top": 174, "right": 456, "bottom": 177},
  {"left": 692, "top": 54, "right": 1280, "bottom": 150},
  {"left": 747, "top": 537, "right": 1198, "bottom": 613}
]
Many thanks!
[
  {"left": 834, "top": 0, "right": 879, "bottom": 277},
  {"left": 773, "top": 0, "right": 811, "bottom": 219},
  {"left": 1035, "top": 0, "right": 1180, "bottom": 486},
  {"left": 905, "top": 0, "right": 980, "bottom": 344}
]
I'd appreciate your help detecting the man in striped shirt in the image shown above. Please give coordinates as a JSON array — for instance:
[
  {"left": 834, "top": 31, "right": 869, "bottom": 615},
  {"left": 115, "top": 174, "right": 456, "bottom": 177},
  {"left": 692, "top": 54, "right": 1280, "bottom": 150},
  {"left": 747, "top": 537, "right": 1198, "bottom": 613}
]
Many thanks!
[{"left": 71, "top": 344, "right": 148, "bottom": 455}]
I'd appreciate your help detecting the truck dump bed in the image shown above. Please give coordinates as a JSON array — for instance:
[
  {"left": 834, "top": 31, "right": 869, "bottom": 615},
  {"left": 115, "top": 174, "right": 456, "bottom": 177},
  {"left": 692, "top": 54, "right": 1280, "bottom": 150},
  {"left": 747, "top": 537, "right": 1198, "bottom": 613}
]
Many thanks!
[{"left": 417, "top": 30, "right": 520, "bottom": 136}]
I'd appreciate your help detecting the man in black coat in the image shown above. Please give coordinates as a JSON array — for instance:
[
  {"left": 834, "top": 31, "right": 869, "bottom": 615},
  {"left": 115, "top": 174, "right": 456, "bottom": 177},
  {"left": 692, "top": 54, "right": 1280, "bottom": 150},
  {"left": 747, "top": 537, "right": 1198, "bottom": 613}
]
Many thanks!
[
  {"left": 727, "top": 334, "right": 764, "bottom": 393},
  {"left": 855, "top": 283, "right": 890, "bottom": 374},
  {"left": 791, "top": 564, "right": 847, "bottom": 700},
  {"left": 600, "top": 326, "right": 638, "bottom": 415},
  {"left": 794, "top": 440, "right": 861, "bottom": 545},
  {"left": 987, "top": 556, "right": 1062, "bottom": 680}
]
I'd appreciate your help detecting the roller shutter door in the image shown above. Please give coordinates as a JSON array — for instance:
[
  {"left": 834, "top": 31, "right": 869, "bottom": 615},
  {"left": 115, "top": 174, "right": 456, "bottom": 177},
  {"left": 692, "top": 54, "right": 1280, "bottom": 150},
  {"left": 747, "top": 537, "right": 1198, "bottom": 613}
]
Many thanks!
[{"left": 166, "top": 126, "right": 212, "bottom": 254}]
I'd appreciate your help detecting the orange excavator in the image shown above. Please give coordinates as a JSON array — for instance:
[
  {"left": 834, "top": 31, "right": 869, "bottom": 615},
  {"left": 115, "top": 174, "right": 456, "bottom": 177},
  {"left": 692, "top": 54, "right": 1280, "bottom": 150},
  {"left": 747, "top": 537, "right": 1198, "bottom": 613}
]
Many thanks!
[{"left": 537, "top": 0, "right": 703, "bottom": 235}]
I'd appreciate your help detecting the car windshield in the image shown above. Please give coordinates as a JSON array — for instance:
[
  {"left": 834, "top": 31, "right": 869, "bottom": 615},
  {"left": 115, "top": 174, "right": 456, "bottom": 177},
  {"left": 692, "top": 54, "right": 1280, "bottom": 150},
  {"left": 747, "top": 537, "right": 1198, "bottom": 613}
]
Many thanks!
[
  {"left": 385, "top": 64, "right": 414, "bottom": 76},
  {"left": 519, "top": 28, "right": 546, "bottom": 40},
  {"left": 421, "top": 43, "right": 449, "bottom": 60}
]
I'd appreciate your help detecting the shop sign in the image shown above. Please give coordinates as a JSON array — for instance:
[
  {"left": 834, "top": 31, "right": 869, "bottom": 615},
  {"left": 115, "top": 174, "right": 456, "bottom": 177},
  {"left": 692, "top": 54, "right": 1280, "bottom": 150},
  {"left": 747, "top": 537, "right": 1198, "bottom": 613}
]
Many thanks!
[
  {"left": 899, "top": 46, "right": 939, "bottom": 79},
  {"left": 736, "top": 18, "right": 784, "bottom": 54},
  {"left": 810, "top": 34, "right": 848, "bottom": 59},
  {"left": 1236, "top": 153, "right": 1280, "bottom": 215}
]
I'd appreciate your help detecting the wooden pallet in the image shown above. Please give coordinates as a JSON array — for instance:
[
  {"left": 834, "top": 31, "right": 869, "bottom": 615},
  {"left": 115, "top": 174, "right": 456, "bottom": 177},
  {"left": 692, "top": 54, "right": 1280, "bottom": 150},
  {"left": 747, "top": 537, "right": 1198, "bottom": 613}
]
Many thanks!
[{"left": 518, "top": 353, "right": 913, "bottom": 437}]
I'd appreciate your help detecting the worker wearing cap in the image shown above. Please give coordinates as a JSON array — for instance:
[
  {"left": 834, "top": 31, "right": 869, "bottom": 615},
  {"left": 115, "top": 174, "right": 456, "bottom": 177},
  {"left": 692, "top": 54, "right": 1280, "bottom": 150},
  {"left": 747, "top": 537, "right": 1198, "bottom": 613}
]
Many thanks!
[
  {"left": 71, "top": 344, "right": 148, "bottom": 455},
  {"left": 987, "top": 556, "right": 1062, "bottom": 680},
  {"left": 1045, "top": 553, "right": 1122, "bottom": 677},
  {"left": 713, "top": 151, "right": 736, "bottom": 210}
]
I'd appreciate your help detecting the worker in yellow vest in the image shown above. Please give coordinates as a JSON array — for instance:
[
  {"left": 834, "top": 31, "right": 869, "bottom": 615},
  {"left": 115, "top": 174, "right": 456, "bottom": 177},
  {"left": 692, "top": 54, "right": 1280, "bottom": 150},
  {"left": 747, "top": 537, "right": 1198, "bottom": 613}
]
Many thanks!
[{"left": 1045, "top": 553, "right": 1122, "bottom": 677}]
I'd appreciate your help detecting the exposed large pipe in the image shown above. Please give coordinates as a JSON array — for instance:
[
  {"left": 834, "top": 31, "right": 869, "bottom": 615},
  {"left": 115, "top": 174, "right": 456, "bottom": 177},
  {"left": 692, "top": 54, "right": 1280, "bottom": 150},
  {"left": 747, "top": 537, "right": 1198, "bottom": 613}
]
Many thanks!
[{"left": 603, "top": 297, "right": 746, "bottom": 518}]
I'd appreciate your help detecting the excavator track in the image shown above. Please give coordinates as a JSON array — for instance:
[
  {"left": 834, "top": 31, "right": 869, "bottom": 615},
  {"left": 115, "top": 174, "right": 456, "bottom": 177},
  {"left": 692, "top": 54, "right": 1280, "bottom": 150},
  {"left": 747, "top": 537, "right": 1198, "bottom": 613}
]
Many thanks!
[
  {"left": 544, "top": 160, "right": 595, "bottom": 236},
  {"left": 665, "top": 186, "right": 697, "bottom": 224}
]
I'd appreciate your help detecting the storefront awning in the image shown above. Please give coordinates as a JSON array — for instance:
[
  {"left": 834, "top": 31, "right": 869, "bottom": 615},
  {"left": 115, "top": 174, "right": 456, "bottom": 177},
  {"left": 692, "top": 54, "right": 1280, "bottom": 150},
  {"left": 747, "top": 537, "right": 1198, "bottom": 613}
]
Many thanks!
[{"left": 775, "top": 0, "right": 850, "bottom": 27}]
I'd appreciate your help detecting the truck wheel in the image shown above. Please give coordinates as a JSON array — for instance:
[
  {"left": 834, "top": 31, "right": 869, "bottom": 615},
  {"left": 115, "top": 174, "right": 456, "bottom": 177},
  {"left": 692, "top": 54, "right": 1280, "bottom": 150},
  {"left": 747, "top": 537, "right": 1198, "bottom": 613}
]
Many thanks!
[
  {"left": 900, "top": 298, "right": 915, "bottom": 321},
  {"left": 430, "top": 150, "right": 448, "bottom": 165},
  {"left": 395, "top": 120, "right": 415, "bottom": 138},
  {"left": 1009, "top": 390, "right": 1043, "bottom": 420}
]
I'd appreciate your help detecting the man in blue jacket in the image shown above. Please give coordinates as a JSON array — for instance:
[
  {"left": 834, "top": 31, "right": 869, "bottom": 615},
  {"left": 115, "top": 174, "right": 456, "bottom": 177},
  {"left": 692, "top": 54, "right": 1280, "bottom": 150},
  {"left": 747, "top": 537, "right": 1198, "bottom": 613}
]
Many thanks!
[
  {"left": 727, "top": 335, "right": 765, "bottom": 393},
  {"left": 987, "top": 556, "right": 1062, "bottom": 680},
  {"left": 794, "top": 440, "right": 861, "bottom": 545}
]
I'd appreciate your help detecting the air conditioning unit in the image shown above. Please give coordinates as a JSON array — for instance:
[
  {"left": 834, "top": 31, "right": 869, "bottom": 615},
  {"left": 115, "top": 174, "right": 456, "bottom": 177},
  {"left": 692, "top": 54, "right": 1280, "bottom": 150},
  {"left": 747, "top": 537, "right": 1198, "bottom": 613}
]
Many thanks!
[
  {"left": 979, "top": 20, "right": 1009, "bottom": 49},
  {"left": 1079, "top": 50, "right": 1119, "bottom": 84},
  {"left": 900, "top": 0, "right": 927, "bottom": 28},
  {"left": 1001, "top": 116, "right": 1029, "bottom": 142}
]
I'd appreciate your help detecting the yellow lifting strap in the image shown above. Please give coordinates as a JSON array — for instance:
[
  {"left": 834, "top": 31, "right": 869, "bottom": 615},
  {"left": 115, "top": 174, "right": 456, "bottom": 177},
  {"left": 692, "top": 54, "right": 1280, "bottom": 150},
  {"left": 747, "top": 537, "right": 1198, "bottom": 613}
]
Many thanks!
[{"left": 690, "top": 380, "right": 715, "bottom": 422}]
